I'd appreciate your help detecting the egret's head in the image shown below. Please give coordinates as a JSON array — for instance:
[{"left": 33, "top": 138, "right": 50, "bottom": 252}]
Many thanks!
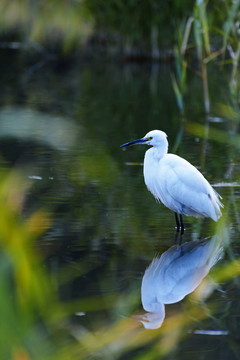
[
  {"left": 120, "top": 129, "right": 168, "bottom": 148},
  {"left": 143, "top": 130, "right": 168, "bottom": 147}
]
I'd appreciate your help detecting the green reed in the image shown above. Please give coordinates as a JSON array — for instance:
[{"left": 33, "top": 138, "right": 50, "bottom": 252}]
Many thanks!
[{"left": 171, "top": 18, "right": 193, "bottom": 116}]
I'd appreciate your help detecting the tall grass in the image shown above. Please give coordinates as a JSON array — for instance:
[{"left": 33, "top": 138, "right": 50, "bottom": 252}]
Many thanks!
[
  {"left": 171, "top": 18, "right": 193, "bottom": 116},
  {"left": 172, "top": 0, "right": 240, "bottom": 116}
]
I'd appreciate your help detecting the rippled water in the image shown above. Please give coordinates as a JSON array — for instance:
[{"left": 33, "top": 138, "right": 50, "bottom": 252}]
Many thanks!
[{"left": 1, "top": 50, "right": 240, "bottom": 359}]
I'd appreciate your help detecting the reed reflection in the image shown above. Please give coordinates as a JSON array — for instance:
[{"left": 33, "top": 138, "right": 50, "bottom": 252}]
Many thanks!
[{"left": 138, "top": 236, "right": 223, "bottom": 329}]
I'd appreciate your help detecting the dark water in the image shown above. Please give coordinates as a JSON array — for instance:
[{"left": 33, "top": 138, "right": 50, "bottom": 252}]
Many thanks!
[{"left": 1, "top": 50, "right": 240, "bottom": 359}]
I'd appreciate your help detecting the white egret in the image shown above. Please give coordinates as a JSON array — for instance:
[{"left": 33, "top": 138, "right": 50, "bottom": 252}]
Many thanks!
[{"left": 120, "top": 130, "right": 223, "bottom": 232}]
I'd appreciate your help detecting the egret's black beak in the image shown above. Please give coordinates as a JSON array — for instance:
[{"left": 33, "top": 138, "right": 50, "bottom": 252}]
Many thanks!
[{"left": 120, "top": 138, "right": 147, "bottom": 148}]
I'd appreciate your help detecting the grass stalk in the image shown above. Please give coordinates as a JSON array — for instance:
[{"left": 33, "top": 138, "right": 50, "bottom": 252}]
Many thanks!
[{"left": 194, "top": 0, "right": 211, "bottom": 114}]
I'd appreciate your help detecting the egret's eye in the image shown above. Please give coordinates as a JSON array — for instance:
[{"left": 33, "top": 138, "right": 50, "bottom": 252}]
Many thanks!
[{"left": 148, "top": 137, "right": 153, "bottom": 140}]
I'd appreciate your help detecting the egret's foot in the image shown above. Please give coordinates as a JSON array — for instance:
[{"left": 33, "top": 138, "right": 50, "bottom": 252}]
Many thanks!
[
  {"left": 179, "top": 214, "right": 185, "bottom": 234},
  {"left": 175, "top": 225, "right": 185, "bottom": 234},
  {"left": 175, "top": 213, "right": 185, "bottom": 234}
]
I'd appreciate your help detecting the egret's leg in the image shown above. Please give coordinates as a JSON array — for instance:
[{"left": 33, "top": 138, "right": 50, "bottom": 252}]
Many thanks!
[
  {"left": 174, "top": 212, "right": 180, "bottom": 231},
  {"left": 179, "top": 214, "right": 184, "bottom": 234}
]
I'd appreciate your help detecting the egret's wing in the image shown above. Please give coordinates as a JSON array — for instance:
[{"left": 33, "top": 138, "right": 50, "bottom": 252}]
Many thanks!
[
  {"left": 164, "top": 154, "right": 210, "bottom": 192},
  {"left": 159, "top": 154, "right": 222, "bottom": 218}
]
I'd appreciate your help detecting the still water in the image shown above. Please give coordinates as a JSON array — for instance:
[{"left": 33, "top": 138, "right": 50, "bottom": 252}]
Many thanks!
[{"left": 0, "top": 50, "right": 240, "bottom": 359}]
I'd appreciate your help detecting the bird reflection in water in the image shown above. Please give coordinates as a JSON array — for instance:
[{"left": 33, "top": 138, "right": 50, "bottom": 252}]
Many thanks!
[{"left": 137, "top": 236, "right": 223, "bottom": 329}]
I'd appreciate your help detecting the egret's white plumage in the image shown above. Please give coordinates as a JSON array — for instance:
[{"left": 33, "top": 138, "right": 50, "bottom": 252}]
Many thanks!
[{"left": 120, "top": 130, "right": 223, "bottom": 231}]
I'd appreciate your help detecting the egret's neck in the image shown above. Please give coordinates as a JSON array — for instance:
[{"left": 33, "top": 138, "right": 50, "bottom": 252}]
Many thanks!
[
  {"left": 143, "top": 145, "right": 168, "bottom": 200},
  {"left": 146, "top": 144, "right": 168, "bottom": 162}
]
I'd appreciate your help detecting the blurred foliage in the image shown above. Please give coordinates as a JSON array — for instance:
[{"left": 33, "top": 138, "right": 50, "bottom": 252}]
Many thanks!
[
  {"left": 0, "top": 0, "right": 93, "bottom": 52},
  {"left": 0, "top": 0, "right": 237, "bottom": 58},
  {"left": 85, "top": 0, "right": 193, "bottom": 54}
]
